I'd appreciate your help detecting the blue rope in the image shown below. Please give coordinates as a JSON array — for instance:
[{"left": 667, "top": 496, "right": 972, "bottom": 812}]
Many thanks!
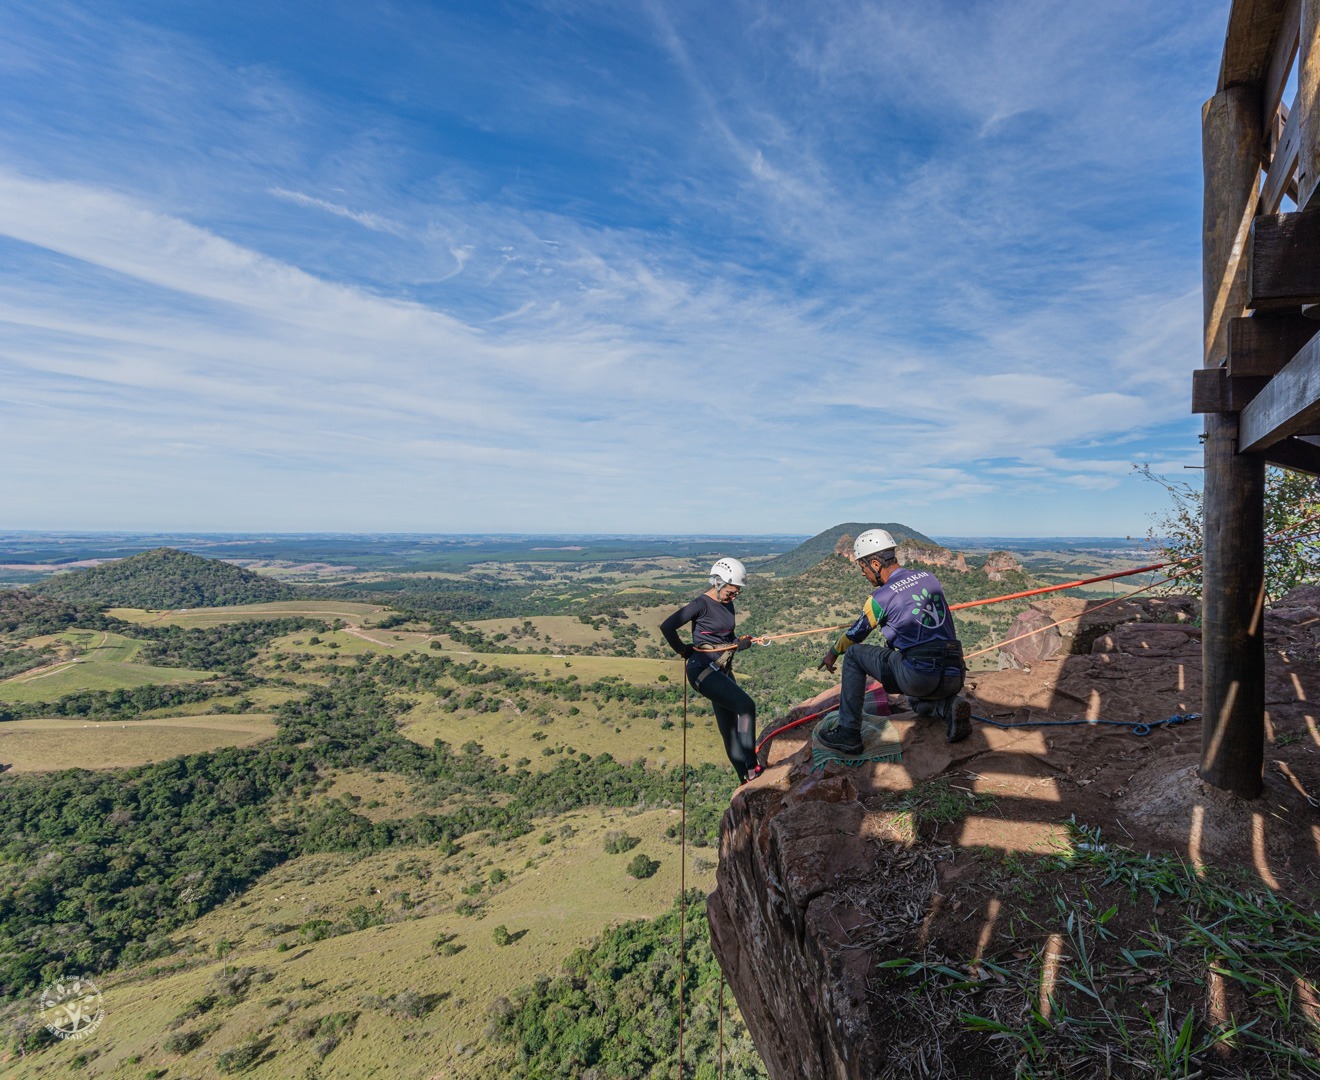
[{"left": 972, "top": 712, "right": 1200, "bottom": 737}]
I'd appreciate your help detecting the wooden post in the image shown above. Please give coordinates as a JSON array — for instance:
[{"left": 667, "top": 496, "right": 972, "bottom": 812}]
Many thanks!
[
  {"left": 1201, "top": 85, "right": 1267, "bottom": 799},
  {"left": 1298, "top": 0, "right": 1320, "bottom": 209}
]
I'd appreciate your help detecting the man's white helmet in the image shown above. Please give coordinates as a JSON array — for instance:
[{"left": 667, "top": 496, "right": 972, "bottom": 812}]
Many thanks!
[
  {"left": 853, "top": 529, "right": 898, "bottom": 562},
  {"left": 709, "top": 557, "right": 748, "bottom": 589}
]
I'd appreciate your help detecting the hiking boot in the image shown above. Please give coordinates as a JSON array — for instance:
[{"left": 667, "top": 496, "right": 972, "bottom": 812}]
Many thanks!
[
  {"left": 912, "top": 700, "right": 938, "bottom": 719},
  {"left": 944, "top": 697, "right": 972, "bottom": 743},
  {"left": 816, "top": 723, "right": 863, "bottom": 756}
]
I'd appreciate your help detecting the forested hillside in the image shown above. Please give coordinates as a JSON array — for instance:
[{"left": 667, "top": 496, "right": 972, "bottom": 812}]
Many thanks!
[{"left": 35, "top": 548, "right": 296, "bottom": 608}]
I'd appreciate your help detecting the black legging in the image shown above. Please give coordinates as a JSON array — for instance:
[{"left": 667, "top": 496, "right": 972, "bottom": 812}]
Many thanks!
[{"left": 685, "top": 654, "right": 758, "bottom": 781}]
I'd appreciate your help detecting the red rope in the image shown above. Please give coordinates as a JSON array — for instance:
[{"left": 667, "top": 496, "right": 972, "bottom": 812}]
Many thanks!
[{"left": 752, "top": 680, "right": 884, "bottom": 757}]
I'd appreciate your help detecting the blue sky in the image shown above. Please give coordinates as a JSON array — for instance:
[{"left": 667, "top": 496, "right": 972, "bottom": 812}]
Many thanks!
[{"left": 0, "top": 0, "right": 1226, "bottom": 536}]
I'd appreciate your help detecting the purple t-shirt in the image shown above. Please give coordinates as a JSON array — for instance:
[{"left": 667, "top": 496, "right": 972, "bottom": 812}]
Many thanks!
[{"left": 837, "top": 568, "right": 958, "bottom": 653}]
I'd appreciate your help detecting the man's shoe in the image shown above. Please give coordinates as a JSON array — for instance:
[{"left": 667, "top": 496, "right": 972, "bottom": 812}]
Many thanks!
[
  {"left": 912, "top": 700, "right": 938, "bottom": 719},
  {"left": 944, "top": 697, "right": 972, "bottom": 743},
  {"left": 816, "top": 723, "right": 863, "bottom": 756}
]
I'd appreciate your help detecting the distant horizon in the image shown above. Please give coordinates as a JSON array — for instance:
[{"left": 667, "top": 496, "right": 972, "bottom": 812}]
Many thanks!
[{"left": 0, "top": 527, "right": 1154, "bottom": 543}]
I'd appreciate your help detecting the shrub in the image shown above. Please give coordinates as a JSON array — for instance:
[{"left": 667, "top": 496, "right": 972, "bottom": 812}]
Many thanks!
[
  {"left": 163, "top": 1029, "right": 206, "bottom": 1054},
  {"left": 603, "top": 830, "right": 640, "bottom": 855},
  {"left": 492, "top": 924, "right": 512, "bottom": 946},
  {"left": 216, "top": 1035, "right": 267, "bottom": 1073},
  {"left": 626, "top": 854, "right": 659, "bottom": 879}
]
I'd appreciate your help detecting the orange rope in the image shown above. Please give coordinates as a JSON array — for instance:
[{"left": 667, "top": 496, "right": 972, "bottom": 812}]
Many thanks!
[
  {"left": 720, "top": 560, "right": 1183, "bottom": 649},
  {"left": 962, "top": 564, "right": 1199, "bottom": 660},
  {"left": 947, "top": 561, "right": 1170, "bottom": 611}
]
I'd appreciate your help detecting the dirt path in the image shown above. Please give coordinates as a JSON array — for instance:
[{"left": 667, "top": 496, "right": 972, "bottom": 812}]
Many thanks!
[
  {"left": 343, "top": 625, "right": 395, "bottom": 648},
  {"left": 4, "top": 659, "right": 82, "bottom": 684}
]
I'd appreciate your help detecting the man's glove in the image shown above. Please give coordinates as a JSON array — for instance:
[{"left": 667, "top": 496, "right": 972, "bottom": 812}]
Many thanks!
[
  {"left": 679, "top": 644, "right": 695, "bottom": 659},
  {"left": 735, "top": 635, "right": 754, "bottom": 652},
  {"left": 817, "top": 649, "right": 838, "bottom": 674}
]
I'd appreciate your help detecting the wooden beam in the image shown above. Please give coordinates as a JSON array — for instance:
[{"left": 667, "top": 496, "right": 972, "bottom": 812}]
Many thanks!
[
  {"left": 1226, "top": 312, "right": 1320, "bottom": 375},
  {"left": 1239, "top": 330, "right": 1320, "bottom": 449},
  {"left": 1192, "top": 367, "right": 1270, "bottom": 412},
  {"left": 1247, "top": 209, "right": 1320, "bottom": 309},
  {"left": 1299, "top": 0, "right": 1320, "bottom": 208},
  {"left": 1204, "top": 87, "right": 1266, "bottom": 364},
  {"left": 1264, "top": 0, "right": 1302, "bottom": 121},
  {"left": 1221, "top": 0, "right": 1294, "bottom": 91},
  {"left": 1262, "top": 434, "right": 1320, "bottom": 473},
  {"left": 1261, "top": 94, "right": 1300, "bottom": 213}
]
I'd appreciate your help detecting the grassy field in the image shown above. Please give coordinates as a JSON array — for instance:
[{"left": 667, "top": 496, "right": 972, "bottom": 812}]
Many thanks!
[
  {"left": 138, "top": 684, "right": 304, "bottom": 719},
  {"left": 400, "top": 693, "right": 730, "bottom": 772},
  {"left": 0, "top": 660, "right": 216, "bottom": 702},
  {"left": 460, "top": 603, "right": 676, "bottom": 655},
  {"left": 10, "top": 806, "right": 715, "bottom": 1079},
  {"left": 0, "top": 715, "right": 277, "bottom": 771},
  {"left": 0, "top": 629, "right": 216, "bottom": 704},
  {"left": 108, "top": 600, "right": 385, "bottom": 628}
]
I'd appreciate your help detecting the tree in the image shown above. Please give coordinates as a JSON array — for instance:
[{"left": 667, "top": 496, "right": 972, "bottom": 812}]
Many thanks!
[
  {"left": 625, "top": 854, "right": 659, "bottom": 879},
  {"left": 1135, "top": 463, "right": 1320, "bottom": 601}
]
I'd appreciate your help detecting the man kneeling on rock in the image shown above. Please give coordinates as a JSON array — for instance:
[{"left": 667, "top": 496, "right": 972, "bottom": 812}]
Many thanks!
[{"left": 817, "top": 529, "right": 972, "bottom": 754}]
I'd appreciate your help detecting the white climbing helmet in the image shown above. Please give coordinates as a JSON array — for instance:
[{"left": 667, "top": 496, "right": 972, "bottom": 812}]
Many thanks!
[
  {"left": 853, "top": 529, "right": 898, "bottom": 562},
  {"left": 709, "top": 557, "right": 748, "bottom": 589}
]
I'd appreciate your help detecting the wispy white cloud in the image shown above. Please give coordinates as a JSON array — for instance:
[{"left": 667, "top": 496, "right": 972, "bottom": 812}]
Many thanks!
[
  {"left": 268, "top": 187, "right": 403, "bottom": 234},
  {"left": 0, "top": 0, "right": 1221, "bottom": 534}
]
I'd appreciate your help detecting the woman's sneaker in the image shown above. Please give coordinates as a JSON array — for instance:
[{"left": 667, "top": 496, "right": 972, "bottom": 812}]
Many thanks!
[
  {"left": 816, "top": 724, "right": 863, "bottom": 755},
  {"left": 943, "top": 697, "right": 972, "bottom": 743}
]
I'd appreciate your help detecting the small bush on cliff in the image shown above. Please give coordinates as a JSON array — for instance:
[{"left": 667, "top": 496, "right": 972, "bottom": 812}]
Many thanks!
[{"left": 1135, "top": 462, "right": 1320, "bottom": 601}]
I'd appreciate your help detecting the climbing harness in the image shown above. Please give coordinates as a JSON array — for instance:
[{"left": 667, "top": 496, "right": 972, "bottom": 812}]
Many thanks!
[{"left": 974, "top": 712, "right": 1200, "bottom": 736}]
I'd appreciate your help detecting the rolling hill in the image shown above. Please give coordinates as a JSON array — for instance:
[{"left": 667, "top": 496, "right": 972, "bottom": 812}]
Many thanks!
[{"left": 34, "top": 548, "right": 297, "bottom": 609}]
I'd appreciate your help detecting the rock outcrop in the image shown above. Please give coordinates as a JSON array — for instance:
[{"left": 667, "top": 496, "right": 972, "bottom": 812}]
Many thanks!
[
  {"left": 982, "top": 551, "right": 1022, "bottom": 580},
  {"left": 897, "top": 542, "right": 967, "bottom": 574},
  {"left": 997, "top": 605, "right": 1064, "bottom": 668},
  {"left": 709, "top": 588, "right": 1320, "bottom": 1079},
  {"left": 834, "top": 534, "right": 855, "bottom": 559}
]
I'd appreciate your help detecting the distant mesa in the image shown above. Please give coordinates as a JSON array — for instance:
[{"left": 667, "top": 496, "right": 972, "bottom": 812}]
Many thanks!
[
  {"left": 34, "top": 547, "right": 297, "bottom": 609},
  {"left": 983, "top": 550, "right": 1023, "bottom": 581}
]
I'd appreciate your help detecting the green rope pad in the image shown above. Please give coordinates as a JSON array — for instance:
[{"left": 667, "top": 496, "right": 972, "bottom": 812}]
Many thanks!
[{"left": 811, "top": 711, "right": 903, "bottom": 770}]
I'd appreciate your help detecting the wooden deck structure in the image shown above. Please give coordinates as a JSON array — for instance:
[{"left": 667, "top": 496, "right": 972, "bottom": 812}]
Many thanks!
[{"left": 1194, "top": 0, "right": 1320, "bottom": 798}]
